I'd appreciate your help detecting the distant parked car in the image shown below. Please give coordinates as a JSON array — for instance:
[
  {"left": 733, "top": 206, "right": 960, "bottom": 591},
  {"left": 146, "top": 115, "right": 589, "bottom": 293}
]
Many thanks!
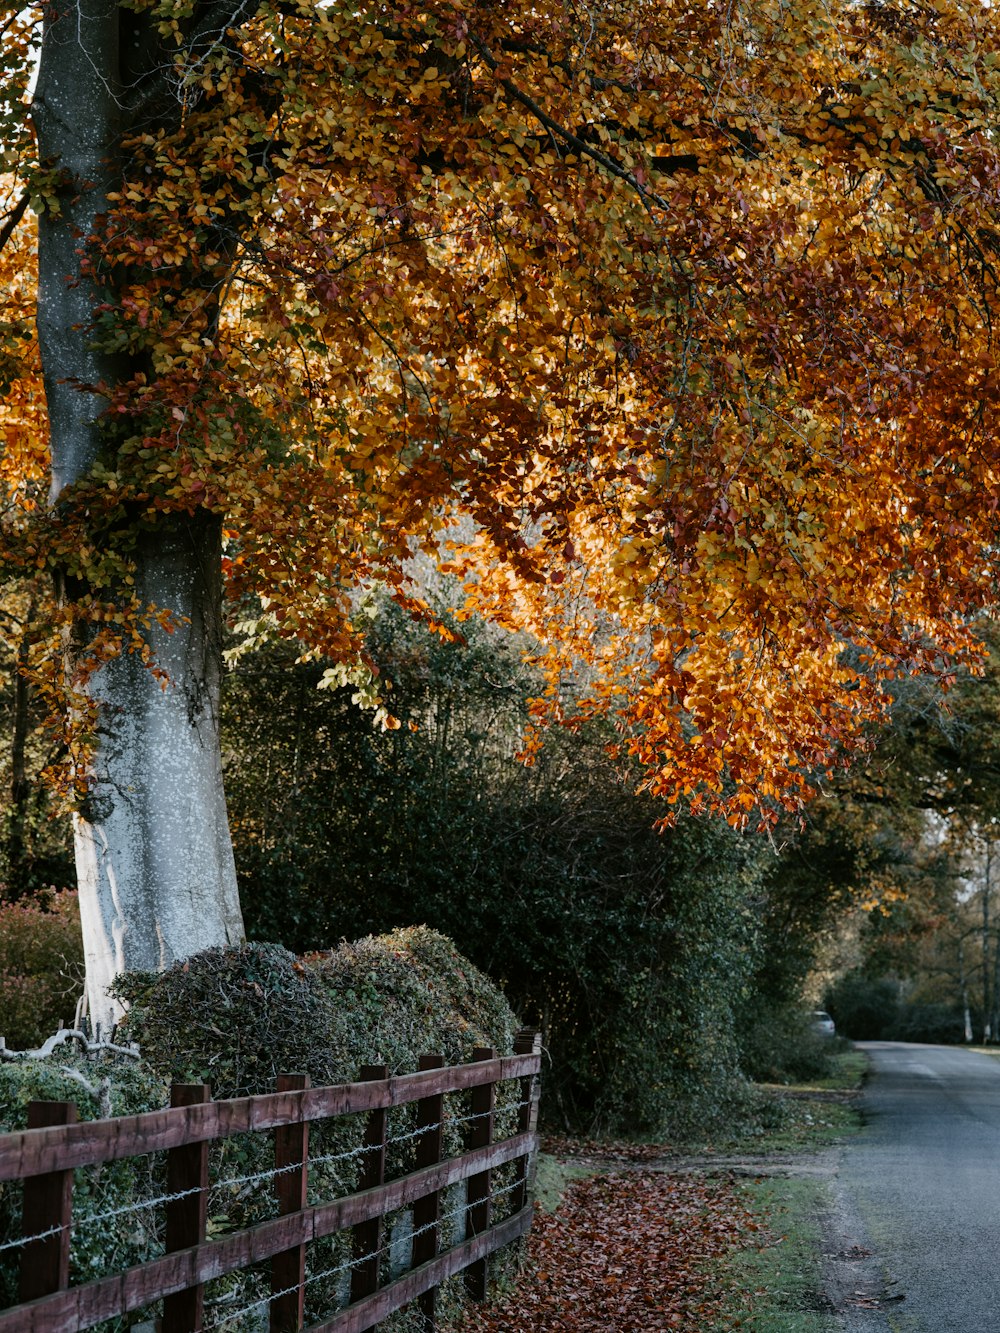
[{"left": 810, "top": 1009, "right": 836, "bottom": 1038}]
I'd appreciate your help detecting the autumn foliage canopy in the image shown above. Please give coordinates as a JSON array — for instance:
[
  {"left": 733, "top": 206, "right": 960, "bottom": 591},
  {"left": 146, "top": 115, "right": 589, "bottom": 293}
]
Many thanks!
[{"left": 2, "top": 0, "right": 1000, "bottom": 827}]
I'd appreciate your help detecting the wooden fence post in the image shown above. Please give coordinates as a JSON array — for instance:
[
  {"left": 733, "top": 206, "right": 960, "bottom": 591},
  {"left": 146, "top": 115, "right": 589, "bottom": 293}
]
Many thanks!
[
  {"left": 351, "top": 1064, "right": 389, "bottom": 1310},
  {"left": 412, "top": 1053, "right": 445, "bottom": 1329},
  {"left": 271, "top": 1073, "right": 311, "bottom": 1333},
  {"left": 511, "top": 1030, "right": 540, "bottom": 1215},
  {"left": 163, "top": 1083, "right": 211, "bottom": 1332},
  {"left": 464, "top": 1047, "right": 496, "bottom": 1302},
  {"left": 19, "top": 1100, "right": 76, "bottom": 1304}
]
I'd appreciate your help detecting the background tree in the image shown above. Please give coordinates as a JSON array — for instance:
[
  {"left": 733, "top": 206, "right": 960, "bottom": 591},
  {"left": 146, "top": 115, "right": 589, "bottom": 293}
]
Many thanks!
[
  {"left": 5, "top": 2, "right": 1000, "bottom": 1024},
  {"left": 823, "top": 622, "right": 1000, "bottom": 1041},
  {"left": 0, "top": 578, "right": 74, "bottom": 898},
  {"left": 222, "top": 601, "right": 859, "bottom": 1132}
]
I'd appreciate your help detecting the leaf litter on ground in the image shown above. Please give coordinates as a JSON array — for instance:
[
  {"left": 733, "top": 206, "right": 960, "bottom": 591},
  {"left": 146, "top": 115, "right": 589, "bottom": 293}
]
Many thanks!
[
  {"left": 541, "top": 1135, "right": 678, "bottom": 1163},
  {"left": 455, "top": 1169, "right": 767, "bottom": 1331}
]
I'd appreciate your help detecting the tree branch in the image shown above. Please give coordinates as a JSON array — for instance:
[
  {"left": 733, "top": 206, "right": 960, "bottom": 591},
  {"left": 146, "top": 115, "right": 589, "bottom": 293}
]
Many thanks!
[
  {"left": 469, "top": 35, "right": 674, "bottom": 213},
  {"left": 0, "top": 189, "right": 29, "bottom": 258}
]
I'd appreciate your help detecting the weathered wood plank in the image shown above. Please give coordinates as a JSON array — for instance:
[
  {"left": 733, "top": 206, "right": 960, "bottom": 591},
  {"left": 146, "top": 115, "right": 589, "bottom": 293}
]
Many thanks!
[
  {"left": 271, "top": 1073, "right": 310, "bottom": 1333},
  {"left": 0, "top": 1133, "right": 537, "bottom": 1331},
  {"left": 307, "top": 1207, "right": 533, "bottom": 1333},
  {"left": 0, "top": 1056, "right": 539, "bottom": 1182},
  {"left": 162, "top": 1084, "right": 211, "bottom": 1331},
  {"left": 18, "top": 1101, "right": 75, "bottom": 1304}
]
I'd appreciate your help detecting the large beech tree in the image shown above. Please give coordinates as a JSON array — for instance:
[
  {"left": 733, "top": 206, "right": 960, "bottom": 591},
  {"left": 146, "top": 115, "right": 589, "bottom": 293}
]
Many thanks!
[{"left": 3, "top": 0, "right": 1000, "bottom": 1029}]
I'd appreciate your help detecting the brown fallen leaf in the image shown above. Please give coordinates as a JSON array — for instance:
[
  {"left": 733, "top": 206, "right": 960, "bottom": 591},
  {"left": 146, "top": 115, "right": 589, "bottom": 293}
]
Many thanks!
[{"left": 450, "top": 1170, "right": 762, "bottom": 1331}]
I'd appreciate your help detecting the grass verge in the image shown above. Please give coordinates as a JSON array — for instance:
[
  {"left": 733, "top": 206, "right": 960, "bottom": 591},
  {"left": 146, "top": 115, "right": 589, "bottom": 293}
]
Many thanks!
[
  {"left": 704, "top": 1176, "right": 836, "bottom": 1332},
  {"left": 687, "top": 1048, "right": 867, "bottom": 1156},
  {"left": 696, "top": 1048, "right": 866, "bottom": 1330}
]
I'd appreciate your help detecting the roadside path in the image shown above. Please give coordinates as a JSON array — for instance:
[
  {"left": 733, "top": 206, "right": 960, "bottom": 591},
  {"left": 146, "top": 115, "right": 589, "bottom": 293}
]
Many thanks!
[{"left": 824, "top": 1040, "right": 1000, "bottom": 1332}]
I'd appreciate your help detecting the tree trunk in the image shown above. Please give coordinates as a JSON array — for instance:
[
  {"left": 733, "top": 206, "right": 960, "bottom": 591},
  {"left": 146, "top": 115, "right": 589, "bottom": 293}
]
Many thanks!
[
  {"left": 958, "top": 937, "right": 974, "bottom": 1043},
  {"left": 33, "top": 2, "right": 245, "bottom": 1035},
  {"left": 74, "top": 515, "right": 243, "bottom": 1034},
  {"left": 5, "top": 603, "right": 35, "bottom": 900},
  {"left": 32, "top": 0, "right": 120, "bottom": 504},
  {"left": 983, "top": 841, "right": 994, "bottom": 1043}
]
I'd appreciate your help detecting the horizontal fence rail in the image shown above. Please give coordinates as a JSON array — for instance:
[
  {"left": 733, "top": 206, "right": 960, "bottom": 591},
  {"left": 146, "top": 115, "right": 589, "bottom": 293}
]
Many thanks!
[
  {"left": 0, "top": 1030, "right": 542, "bottom": 1332},
  {"left": 0, "top": 1055, "right": 540, "bottom": 1182}
]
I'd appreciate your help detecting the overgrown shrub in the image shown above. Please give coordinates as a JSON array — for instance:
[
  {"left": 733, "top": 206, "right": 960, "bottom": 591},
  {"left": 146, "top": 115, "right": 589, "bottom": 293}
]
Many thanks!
[
  {"left": 738, "top": 1002, "right": 839, "bottom": 1084},
  {"left": 112, "top": 936, "right": 363, "bottom": 1322},
  {"left": 825, "top": 971, "right": 901, "bottom": 1040},
  {"left": 109, "top": 931, "right": 520, "bottom": 1328},
  {"left": 500, "top": 817, "right": 763, "bottom": 1141},
  {"left": 222, "top": 623, "right": 774, "bottom": 1141},
  {"left": 887, "top": 1002, "right": 966, "bottom": 1045},
  {"left": 0, "top": 890, "right": 84, "bottom": 1049},
  {"left": 113, "top": 928, "right": 517, "bottom": 1095},
  {"left": 307, "top": 925, "right": 518, "bottom": 1071},
  {"left": 111, "top": 940, "right": 346, "bottom": 1098}
]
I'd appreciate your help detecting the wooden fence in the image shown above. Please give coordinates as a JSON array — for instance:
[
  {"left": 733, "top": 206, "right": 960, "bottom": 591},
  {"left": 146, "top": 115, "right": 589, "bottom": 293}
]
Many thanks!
[{"left": 0, "top": 1030, "right": 541, "bottom": 1332}]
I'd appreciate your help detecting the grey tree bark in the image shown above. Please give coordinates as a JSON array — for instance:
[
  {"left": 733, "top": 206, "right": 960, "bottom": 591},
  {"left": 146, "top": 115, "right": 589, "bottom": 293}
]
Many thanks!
[
  {"left": 32, "top": 0, "right": 245, "bottom": 1035},
  {"left": 5, "top": 597, "right": 36, "bottom": 900},
  {"left": 73, "top": 517, "right": 244, "bottom": 1034}
]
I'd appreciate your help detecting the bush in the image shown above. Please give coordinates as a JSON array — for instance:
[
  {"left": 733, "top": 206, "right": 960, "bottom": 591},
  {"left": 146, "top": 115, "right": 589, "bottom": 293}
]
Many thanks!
[
  {"left": 111, "top": 940, "right": 345, "bottom": 1098},
  {"left": 738, "top": 1002, "right": 840, "bottom": 1084},
  {"left": 222, "top": 626, "right": 770, "bottom": 1143},
  {"left": 825, "top": 972, "right": 900, "bottom": 1040},
  {"left": 113, "top": 928, "right": 518, "bottom": 1096},
  {"left": 307, "top": 925, "right": 518, "bottom": 1071},
  {"left": 505, "top": 817, "right": 763, "bottom": 1141},
  {"left": 0, "top": 890, "right": 84, "bottom": 1049},
  {"left": 110, "top": 930, "right": 521, "bottom": 1327},
  {"left": 887, "top": 1002, "right": 967, "bottom": 1045}
]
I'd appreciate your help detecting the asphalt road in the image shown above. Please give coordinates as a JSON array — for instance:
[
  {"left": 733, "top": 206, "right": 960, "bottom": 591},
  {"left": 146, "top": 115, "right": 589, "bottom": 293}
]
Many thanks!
[{"left": 831, "top": 1040, "right": 1000, "bottom": 1332}]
